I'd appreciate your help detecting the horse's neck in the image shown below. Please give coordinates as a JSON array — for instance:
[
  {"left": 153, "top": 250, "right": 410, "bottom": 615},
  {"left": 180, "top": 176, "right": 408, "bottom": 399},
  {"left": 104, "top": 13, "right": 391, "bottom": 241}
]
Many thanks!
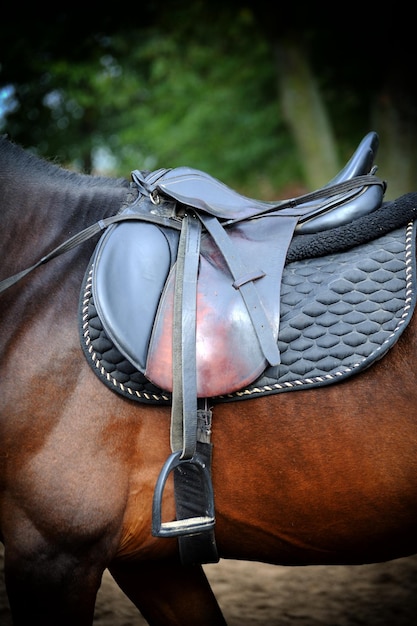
[
  {"left": 0, "top": 141, "right": 130, "bottom": 279},
  {"left": 0, "top": 165, "right": 130, "bottom": 363}
]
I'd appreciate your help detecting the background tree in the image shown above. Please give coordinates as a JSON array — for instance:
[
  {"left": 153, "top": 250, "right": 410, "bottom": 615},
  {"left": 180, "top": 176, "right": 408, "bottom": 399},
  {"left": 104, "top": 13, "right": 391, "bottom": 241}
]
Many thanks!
[{"left": 1, "top": 3, "right": 415, "bottom": 199}]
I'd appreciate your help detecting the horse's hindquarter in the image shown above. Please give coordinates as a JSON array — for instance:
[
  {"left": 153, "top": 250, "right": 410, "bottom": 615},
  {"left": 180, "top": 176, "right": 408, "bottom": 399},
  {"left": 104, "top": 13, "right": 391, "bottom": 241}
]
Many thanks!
[{"left": 211, "top": 316, "right": 417, "bottom": 566}]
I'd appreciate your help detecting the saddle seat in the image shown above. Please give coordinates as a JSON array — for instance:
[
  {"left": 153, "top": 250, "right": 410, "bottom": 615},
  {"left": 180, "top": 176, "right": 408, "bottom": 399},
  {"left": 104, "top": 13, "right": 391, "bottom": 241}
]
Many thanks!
[
  {"left": 91, "top": 132, "right": 385, "bottom": 398},
  {"left": 143, "top": 131, "right": 382, "bottom": 232}
]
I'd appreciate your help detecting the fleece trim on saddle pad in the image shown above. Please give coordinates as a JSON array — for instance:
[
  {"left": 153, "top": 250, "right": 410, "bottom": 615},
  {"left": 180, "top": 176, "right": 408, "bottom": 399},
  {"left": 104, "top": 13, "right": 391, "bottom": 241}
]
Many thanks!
[
  {"left": 286, "top": 192, "right": 417, "bottom": 262},
  {"left": 79, "top": 201, "right": 417, "bottom": 405}
]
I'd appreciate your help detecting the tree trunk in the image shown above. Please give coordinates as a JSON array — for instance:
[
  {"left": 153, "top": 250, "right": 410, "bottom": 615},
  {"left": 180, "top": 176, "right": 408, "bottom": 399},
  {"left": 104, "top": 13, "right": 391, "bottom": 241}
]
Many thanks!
[
  {"left": 271, "top": 37, "right": 340, "bottom": 190},
  {"left": 371, "top": 88, "right": 417, "bottom": 201}
]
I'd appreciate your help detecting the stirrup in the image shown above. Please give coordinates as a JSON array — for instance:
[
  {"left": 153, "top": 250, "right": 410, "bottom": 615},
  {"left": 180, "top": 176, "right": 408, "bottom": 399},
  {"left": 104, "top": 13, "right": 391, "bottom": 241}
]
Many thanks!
[{"left": 152, "top": 450, "right": 215, "bottom": 537}]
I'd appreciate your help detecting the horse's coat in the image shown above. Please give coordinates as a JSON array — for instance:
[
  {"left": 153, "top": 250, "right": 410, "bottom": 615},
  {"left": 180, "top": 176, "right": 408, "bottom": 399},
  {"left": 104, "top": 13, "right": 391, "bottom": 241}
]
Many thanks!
[{"left": 1, "top": 136, "right": 417, "bottom": 625}]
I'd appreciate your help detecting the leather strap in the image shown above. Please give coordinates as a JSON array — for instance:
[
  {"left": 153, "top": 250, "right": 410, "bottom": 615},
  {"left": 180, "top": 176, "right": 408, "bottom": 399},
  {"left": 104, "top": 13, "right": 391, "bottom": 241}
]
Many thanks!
[
  {"left": 174, "top": 441, "right": 219, "bottom": 565},
  {"left": 0, "top": 209, "right": 183, "bottom": 295},
  {"left": 197, "top": 213, "right": 299, "bottom": 367},
  {"left": 169, "top": 213, "right": 219, "bottom": 562},
  {"left": 170, "top": 212, "right": 202, "bottom": 458},
  {"left": 0, "top": 175, "right": 385, "bottom": 295}
]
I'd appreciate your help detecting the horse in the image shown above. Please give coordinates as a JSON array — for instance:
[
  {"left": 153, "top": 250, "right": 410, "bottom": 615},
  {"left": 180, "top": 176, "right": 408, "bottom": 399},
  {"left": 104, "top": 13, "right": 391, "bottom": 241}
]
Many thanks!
[{"left": 1, "top": 133, "right": 417, "bottom": 626}]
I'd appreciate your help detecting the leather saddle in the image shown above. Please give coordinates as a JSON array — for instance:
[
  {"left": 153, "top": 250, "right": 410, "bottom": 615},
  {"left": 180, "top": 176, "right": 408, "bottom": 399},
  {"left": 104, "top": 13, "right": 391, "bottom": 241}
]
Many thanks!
[{"left": 91, "top": 132, "right": 385, "bottom": 399}]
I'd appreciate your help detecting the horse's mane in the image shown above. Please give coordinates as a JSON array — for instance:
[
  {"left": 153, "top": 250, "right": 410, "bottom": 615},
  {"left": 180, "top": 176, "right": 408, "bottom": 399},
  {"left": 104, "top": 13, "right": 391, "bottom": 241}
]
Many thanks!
[{"left": 0, "top": 135, "right": 130, "bottom": 190}]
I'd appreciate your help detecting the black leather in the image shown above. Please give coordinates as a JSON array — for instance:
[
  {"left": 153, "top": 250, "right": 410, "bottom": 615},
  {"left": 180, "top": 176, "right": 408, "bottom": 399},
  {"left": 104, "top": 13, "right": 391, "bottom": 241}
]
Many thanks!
[
  {"left": 91, "top": 133, "right": 386, "bottom": 398},
  {"left": 131, "top": 132, "right": 385, "bottom": 233}
]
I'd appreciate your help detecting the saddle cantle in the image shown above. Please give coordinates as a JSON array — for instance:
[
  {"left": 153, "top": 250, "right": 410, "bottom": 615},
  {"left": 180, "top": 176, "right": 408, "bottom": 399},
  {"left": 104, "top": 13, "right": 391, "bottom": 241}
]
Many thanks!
[{"left": 89, "top": 132, "right": 385, "bottom": 398}]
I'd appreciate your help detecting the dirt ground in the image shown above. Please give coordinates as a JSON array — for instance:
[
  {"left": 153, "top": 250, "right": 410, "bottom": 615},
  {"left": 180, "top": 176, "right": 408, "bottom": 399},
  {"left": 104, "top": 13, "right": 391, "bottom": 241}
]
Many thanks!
[{"left": 1, "top": 546, "right": 417, "bottom": 625}]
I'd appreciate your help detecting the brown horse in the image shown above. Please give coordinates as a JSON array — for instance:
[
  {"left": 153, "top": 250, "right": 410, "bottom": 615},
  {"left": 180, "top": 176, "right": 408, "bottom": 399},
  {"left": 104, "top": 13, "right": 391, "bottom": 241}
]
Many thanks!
[{"left": 1, "top": 135, "right": 417, "bottom": 626}]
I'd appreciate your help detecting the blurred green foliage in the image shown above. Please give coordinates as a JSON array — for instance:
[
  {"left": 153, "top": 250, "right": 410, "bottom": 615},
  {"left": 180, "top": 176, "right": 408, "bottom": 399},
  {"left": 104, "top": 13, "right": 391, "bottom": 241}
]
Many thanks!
[
  {"left": 0, "top": 8, "right": 300, "bottom": 195},
  {"left": 1, "top": 4, "right": 416, "bottom": 197}
]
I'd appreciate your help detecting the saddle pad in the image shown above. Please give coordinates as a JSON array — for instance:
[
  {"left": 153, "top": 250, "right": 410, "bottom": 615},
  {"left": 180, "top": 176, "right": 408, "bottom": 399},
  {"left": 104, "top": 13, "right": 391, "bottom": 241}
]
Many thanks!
[{"left": 79, "top": 222, "right": 416, "bottom": 404}]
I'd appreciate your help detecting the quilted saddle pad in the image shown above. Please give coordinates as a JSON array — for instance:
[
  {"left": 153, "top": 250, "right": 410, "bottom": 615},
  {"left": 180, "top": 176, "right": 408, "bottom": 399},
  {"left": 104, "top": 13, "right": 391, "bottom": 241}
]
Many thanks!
[{"left": 79, "top": 222, "right": 417, "bottom": 404}]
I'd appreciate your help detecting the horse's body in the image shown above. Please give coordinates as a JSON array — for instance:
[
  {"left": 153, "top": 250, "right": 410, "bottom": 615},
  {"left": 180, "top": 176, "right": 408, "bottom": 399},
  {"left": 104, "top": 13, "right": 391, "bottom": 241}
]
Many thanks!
[{"left": 1, "top": 136, "right": 417, "bottom": 625}]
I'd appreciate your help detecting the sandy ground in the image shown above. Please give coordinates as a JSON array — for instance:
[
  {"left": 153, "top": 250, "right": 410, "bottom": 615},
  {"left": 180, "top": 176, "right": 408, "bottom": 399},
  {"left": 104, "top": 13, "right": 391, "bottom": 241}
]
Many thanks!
[{"left": 1, "top": 545, "right": 417, "bottom": 625}]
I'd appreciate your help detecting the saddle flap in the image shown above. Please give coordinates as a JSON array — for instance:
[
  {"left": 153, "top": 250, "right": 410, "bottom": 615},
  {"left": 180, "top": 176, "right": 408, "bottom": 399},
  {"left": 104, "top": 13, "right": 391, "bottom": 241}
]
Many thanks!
[{"left": 146, "top": 216, "right": 295, "bottom": 397}]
